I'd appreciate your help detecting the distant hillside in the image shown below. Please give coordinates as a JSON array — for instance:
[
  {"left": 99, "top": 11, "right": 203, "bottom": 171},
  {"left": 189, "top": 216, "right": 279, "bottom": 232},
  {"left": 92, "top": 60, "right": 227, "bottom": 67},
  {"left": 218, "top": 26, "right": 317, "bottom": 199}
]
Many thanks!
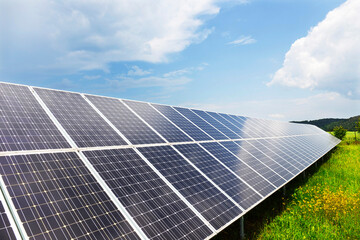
[{"left": 292, "top": 115, "right": 360, "bottom": 131}]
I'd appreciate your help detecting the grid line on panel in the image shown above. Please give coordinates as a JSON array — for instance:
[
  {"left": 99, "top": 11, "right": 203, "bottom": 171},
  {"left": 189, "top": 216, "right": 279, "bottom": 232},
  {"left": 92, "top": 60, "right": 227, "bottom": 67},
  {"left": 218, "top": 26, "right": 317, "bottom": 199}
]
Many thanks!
[
  {"left": 85, "top": 95, "right": 165, "bottom": 145},
  {"left": 191, "top": 110, "right": 240, "bottom": 139},
  {"left": 83, "top": 148, "right": 213, "bottom": 240},
  {"left": 123, "top": 100, "right": 192, "bottom": 143},
  {"left": 0, "top": 152, "right": 141, "bottom": 240},
  {"left": 0, "top": 83, "right": 71, "bottom": 152},
  {"left": 219, "top": 141, "right": 283, "bottom": 188},
  {"left": 173, "top": 107, "right": 229, "bottom": 140},
  {"left": 151, "top": 104, "right": 212, "bottom": 141},
  {"left": 138, "top": 145, "right": 242, "bottom": 230},
  {"left": 34, "top": 88, "right": 128, "bottom": 148},
  {"left": 174, "top": 144, "right": 263, "bottom": 210},
  {"left": 200, "top": 142, "right": 275, "bottom": 197}
]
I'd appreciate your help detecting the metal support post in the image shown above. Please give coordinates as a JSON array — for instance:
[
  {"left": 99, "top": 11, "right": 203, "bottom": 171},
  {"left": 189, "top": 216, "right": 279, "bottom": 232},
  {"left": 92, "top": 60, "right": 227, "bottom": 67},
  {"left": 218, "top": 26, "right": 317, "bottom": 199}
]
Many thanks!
[
  {"left": 282, "top": 185, "right": 286, "bottom": 196},
  {"left": 302, "top": 171, "right": 306, "bottom": 180},
  {"left": 240, "top": 216, "right": 245, "bottom": 240}
]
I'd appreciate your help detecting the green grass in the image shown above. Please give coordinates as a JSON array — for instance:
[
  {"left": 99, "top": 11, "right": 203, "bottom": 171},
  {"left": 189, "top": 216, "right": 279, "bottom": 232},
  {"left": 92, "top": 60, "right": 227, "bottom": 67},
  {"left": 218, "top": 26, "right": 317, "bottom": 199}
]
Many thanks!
[{"left": 213, "top": 132, "right": 360, "bottom": 240}]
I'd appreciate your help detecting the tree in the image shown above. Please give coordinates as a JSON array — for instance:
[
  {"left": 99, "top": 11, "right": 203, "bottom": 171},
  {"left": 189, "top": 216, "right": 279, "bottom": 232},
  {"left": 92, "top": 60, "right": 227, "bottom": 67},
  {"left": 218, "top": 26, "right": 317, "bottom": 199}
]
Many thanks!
[
  {"left": 355, "top": 117, "right": 360, "bottom": 141},
  {"left": 333, "top": 126, "right": 347, "bottom": 140}
]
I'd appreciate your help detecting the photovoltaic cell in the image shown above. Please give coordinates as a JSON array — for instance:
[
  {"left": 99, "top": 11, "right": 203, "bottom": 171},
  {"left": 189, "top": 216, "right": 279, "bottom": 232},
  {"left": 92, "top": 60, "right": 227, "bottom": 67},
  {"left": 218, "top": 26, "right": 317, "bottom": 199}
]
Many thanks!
[
  {"left": 34, "top": 88, "right": 127, "bottom": 148},
  {"left": 0, "top": 83, "right": 71, "bottom": 151},
  {"left": 0, "top": 200, "right": 17, "bottom": 240},
  {"left": 174, "top": 144, "right": 262, "bottom": 210},
  {"left": 173, "top": 107, "right": 228, "bottom": 140},
  {"left": 220, "top": 141, "right": 285, "bottom": 188},
  {"left": 138, "top": 145, "right": 242, "bottom": 230},
  {"left": 201, "top": 142, "right": 275, "bottom": 197},
  {"left": 83, "top": 148, "right": 212, "bottom": 240},
  {"left": 151, "top": 104, "right": 212, "bottom": 141},
  {"left": 85, "top": 95, "right": 165, "bottom": 145},
  {"left": 0, "top": 152, "right": 140, "bottom": 240},
  {"left": 123, "top": 100, "right": 192, "bottom": 143},
  {"left": 191, "top": 110, "right": 240, "bottom": 139}
]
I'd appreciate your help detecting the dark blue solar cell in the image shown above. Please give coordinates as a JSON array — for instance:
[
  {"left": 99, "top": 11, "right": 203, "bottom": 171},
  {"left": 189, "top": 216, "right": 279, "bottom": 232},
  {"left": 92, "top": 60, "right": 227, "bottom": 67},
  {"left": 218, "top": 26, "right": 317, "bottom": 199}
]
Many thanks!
[
  {"left": 220, "top": 141, "right": 284, "bottom": 188},
  {"left": 173, "top": 107, "right": 228, "bottom": 140},
  {"left": 123, "top": 100, "right": 192, "bottom": 143},
  {"left": 174, "top": 144, "right": 262, "bottom": 210},
  {"left": 0, "top": 83, "right": 71, "bottom": 151},
  {"left": 0, "top": 152, "right": 140, "bottom": 240},
  {"left": 85, "top": 95, "right": 165, "bottom": 145},
  {"left": 191, "top": 110, "right": 240, "bottom": 139},
  {"left": 0, "top": 200, "right": 17, "bottom": 240},
  {"left": 138, "top": 145, "right": 242, "bottom": 229},
  {"left": 201, "top": 142, "right": 275, "bottom": 197},
  {"left": 152, "top": 104, "right": 212, "bottom": 141},
  {"left": 83, "top": 148, "right": 212, "bottom": 240},
  {"left": 34, "top": 88, "right": 128, "bottom": 148}
]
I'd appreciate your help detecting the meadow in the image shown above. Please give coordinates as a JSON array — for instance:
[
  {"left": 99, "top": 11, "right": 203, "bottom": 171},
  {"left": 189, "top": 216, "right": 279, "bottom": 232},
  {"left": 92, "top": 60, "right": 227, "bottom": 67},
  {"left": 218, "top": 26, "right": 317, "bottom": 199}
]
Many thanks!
[{"left": 214, "top": 132, "right": 360, "bottom": 240}]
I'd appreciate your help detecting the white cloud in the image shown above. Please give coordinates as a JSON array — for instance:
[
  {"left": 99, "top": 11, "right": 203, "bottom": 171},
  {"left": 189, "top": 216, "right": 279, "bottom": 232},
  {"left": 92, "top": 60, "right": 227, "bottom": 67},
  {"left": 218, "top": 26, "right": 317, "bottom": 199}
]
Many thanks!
[
  {"left": 0, "top": 0, "right": 224, "bottom": 74},
  {"left": 106, "top": 76, "right": 192, "bottom": 89},
  {"left": 184, "top": 92, "right": 360, "bottom": 121},
  {"left": 268, "top": 113, "right": 285, "bottom": 119},
  {"left": 228, "top": 35, "right": 256, "bottom": 45},
  {"left": 127, "top": 66, "right": 151, "bottom": 76},
  {"left": 269, "top": 0, "right": 360, "bottom": 99}
]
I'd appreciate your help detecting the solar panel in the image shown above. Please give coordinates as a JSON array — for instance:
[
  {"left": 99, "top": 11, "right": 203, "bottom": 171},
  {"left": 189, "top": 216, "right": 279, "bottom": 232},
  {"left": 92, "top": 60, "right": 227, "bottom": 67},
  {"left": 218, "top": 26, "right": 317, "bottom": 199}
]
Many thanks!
[
  {"left": 191, "top": 110, "right": 240, "bottom": 139},
  {"left": 0, "top": 199, "right": 17, "bottom": 240},
  {"left": 0, "top": 83, "right": 71, "bottom": 151},
  {"left": 83, "top": 148, "right": 212, "bottom": 240},
  {"left": 138, "top": 145, "right": 242, "bottom": 230},
  {"left": 151, "top": 104, "right": 212, "bottom": 141},
  {"left": 200, "top": 142, "right": 275, "bottom": 197},
  {"left": 174, "top": 144, "right": 262, "bottom": 210},
  {"left": 34, "top": 88, "right": 128, "bottom": 148},
  {"left": 173, "top": 107, "right": 228, "bottom": 140},
  {"left": 85, "top": 95, "right": 165, "bottom": 145},
  {"left": 0, "top": 152, "right": 141, "bottom": 240},
  {"left": 0, "top": 82, "right": 341, "bottom": 240},
  {"left": 123, "top": 100, "right": 192, "bottom": 143}
]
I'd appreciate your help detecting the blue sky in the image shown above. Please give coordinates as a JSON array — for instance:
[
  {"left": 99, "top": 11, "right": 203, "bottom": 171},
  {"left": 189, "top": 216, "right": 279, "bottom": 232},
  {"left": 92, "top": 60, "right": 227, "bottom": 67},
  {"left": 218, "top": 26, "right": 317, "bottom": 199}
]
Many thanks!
[{"left": 1, "top": 0, "right": 359, "bottom": 121}]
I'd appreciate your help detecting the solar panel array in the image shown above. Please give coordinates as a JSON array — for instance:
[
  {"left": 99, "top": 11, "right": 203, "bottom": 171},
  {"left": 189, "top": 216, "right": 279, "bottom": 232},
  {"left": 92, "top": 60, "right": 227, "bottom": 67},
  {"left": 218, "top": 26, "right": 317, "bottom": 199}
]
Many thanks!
[{"left": 0, "top": 82, "right": 340, "bottom": 240}]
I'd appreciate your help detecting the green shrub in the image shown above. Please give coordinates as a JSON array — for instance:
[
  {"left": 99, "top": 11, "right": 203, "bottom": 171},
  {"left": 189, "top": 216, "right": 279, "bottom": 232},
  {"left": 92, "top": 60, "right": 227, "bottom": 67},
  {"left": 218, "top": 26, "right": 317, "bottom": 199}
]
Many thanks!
[{"left": 333, "top": 126, "right": 347, "bottom": 140}]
